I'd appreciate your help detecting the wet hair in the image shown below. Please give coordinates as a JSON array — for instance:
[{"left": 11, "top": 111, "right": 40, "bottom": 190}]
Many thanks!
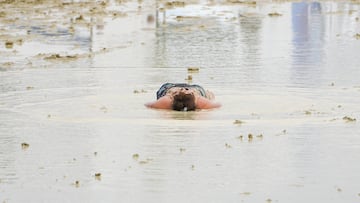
[{"left": 172, "top": 91, "right": 196, "bottom": 111}]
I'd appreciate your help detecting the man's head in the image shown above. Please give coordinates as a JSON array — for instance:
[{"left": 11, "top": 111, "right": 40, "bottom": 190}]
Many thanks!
[{"left": 172, "top": 91, "right": 196, "bottom": 111}]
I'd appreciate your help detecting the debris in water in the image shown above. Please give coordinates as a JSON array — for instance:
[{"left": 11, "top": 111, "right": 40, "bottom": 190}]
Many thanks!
[
  {"left": 21, "top": 142, "right": 30, "bottom": 149},
  {"left": 256, "top": 134, "right": 263, "bottom": 139},
  {"left": 187, "top": 67, "right": 199, "bottom": 73},
  {"left": 44, "top": 54, "right": 78, "bottom": 60},
  {"left": 165, "top": 1, "right": 185, "bottom": 9},
  {"left": 227, "top": 0, "right": 256, "bottom": 5},
  {"left": 179, "top": 148, "right": 186, "bottom": 152},
  {"left": 100, "top": 106, "right": 108, "bottom": 113},
  {"left": 268, "top": 12, "right": 282, "bottom": 17},
  {"left": 139, "top": 159, "right": 151, "bottom": 165},
  {"left": 133, "top": 89, "right": 147, "bottom": 94},
  {"left": 355, "top": 33, "right": 360, "bottom": 40},
  {"left": 5, "top": 41, "right": 14, "bottom": 49},
  {"left": 233, "top": 120, "right": 244, "bottom": 125},
  {"left": 1, "top": 62, "right": 14, "bottom": 69},
  {"left": 239, "top": 192, "right": 251, "bottom": 196},
  {"left": 248, "top": 133, "right": 253, "bottom": 141},
  {"left": 94, "top": 173, "right": 101, "bottom": 180},
  {"left": 185, "top": 75, "right": 193, "bottom": 81},
  {"left": 225, "top": 143, "right": 232, "bottom": 148},
  {"left": 136, "top": 157, "right": 153, "bottom": 165},
  {"left": 26, "top": 86, "right": 34, "bottom": 90},
  {"left": 305, "top": 110, "right": 312, "bottom": 115},
  {"left": 132, "top": 153, "right": 139, "bottom": 160},
  {"left": 343, "top": 116, "right": 356, "bottom": 122},
  {"left": 147, "top": 14, "right": 154, "bottom": 23},
  {"left": 275, "top": 129, "right": 287, "bottom": 136},
  {"left": 75, "top": 15, "right": 84, "bottom": 21}
]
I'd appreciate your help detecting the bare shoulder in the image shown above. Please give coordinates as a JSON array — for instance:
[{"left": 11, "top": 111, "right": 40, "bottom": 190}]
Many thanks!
[
  {"left": 196, "top": 96, "right": 221, "bottom": 109},
  {"left": 145, "top": 96, "right": 172, "bottom": 109}
]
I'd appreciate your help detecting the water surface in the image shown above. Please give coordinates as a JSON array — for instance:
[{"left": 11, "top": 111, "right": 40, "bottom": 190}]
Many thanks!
[{"left": 1, "top": 0, "right": 360, "bottom": 202}]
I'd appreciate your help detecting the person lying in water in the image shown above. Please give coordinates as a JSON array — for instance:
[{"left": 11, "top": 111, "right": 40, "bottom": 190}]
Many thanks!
[{"left": 145, "top": 83, "right": 221, "bottom": 111}]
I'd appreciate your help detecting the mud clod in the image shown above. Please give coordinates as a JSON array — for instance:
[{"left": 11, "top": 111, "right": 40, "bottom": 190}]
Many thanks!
[
  {"left": 227, "top": 0, "right": 256, "bottom": 5},
  {"left": 133, "top": 89, "right": 147, "bottom": 93},
  {"left": 43, "top": 54, "right": 78, "bottom": 60},
  {"left": 185, "top": 75, "right": 193, "bottom": 81},
  {"left": 268, "top": 12, "right": 282, "bottom": 17},
  {"left": 100, "top": 106, "right": 108, "bottom": 113},
  {"left": 187, "top": 67, "right": 199, "bottom": 72},
  {"left": 343, "top": 116, "right": 356, "bottom": 122},
  {"left": 305, "top": 110, "right": 312, "bottom": 115},
  {"left": 256, "top": 134, "right": 263, "bottom": 139},
  {"left": 94, "top": 173, "right": 101, "bottom": 180},
  {"left": 233, "top": 119, "right": 244, "bottom": 125},
  {"left": 248, "top": 133, "right": 253, "bottom": 141},
  {"left": 21, "top": 142, "right": 29, "bottom": 149},
  {"left": 165, "top": 1, "right": 185, "bottom": 9},
  {"left": 5, "top": 41, "right": 14, "bottom": 49},
  {"left": 139, "top": 159, "right": 151, "bottom": 165},
  {"left": 132, "top": 153, "right": 139, "bottom": 160}
]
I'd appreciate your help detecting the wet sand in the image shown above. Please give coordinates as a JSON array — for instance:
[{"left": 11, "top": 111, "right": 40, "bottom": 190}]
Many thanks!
[{"left": 1, "top": 0, "right": 360, "bottom": 202}]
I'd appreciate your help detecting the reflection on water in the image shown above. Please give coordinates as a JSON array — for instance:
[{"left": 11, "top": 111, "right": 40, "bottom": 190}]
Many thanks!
[
  {"left": 1, "top": 1, "right": 360, "bottom": 203},
  {"left": 291, "top": 2, "right": 325, "bottom": 87},
  {"left": 239, "top": 14, "right": 263, "bottom": 67},
  {"left": 292, "top": 2, "right": 325, "bottom": 66}
]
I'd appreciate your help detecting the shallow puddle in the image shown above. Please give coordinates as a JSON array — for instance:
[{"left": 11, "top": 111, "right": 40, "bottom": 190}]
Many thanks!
[{"left": 1, "top": 0, "right": 360, "bottom": 202}]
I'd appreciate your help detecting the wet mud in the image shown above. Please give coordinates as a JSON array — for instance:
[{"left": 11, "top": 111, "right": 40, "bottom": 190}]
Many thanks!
[{"left": 1, "top": 0, "right": 360, "bottom": 202}]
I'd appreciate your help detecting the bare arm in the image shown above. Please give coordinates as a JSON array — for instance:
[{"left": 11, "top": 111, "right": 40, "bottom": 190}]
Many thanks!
[
  {"left": 145, "top": 96, "right": 172, "bottom": 109},
  {"left": 195, "top": 96, "right": 221, "bottom": 109}
]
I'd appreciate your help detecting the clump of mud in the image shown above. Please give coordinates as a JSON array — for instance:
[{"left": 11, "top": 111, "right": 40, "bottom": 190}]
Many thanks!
[{"left": 0, "top": 0, "right": 127, "bottom": 66}]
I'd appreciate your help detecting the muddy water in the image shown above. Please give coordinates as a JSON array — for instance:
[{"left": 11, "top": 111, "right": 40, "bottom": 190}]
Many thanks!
[{"left": 1, "top": 0, "right": 360, "bottom": 202}]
